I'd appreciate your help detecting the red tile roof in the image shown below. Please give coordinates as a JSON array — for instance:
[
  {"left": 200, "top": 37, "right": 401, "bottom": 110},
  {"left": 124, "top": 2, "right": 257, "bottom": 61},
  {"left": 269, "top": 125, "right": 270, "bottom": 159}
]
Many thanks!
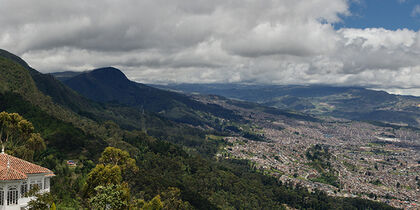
[
  {"left": 0, "top": 165, "right": 27, "bottom": 180},
  {"left": 0, "top": 153, "right": 53, "bottom": 180}
]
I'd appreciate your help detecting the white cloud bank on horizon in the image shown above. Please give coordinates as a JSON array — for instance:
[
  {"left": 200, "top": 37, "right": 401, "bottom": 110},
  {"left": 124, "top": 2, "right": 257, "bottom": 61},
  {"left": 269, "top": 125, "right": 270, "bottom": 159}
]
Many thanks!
[{"left": 0, "top": 0, "right": 420, "bottom": 96}]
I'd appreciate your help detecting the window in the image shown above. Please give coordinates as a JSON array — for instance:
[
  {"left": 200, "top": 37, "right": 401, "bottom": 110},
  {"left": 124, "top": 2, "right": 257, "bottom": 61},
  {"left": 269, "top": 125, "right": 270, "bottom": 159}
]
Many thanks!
[
  {"left": 7, "top": 187, "right": 18, "bottom": 205},
  {"left": 0, "top": 187, "right": 4, "bottom": 206},
  {"left": 44, "top": 178, "right": 50, "bottom": 189},
  {"left": 20, "top": 182, "right": 27, "bottom": 197},
  {"left": 30, "top": 179, "right": 42, "bottom": 191}
]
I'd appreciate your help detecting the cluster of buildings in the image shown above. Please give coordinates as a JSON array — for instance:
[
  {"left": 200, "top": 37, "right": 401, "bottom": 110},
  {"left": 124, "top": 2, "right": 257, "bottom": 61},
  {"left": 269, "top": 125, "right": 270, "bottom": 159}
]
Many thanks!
[{"left": 214, "top": 98, "right": 420, "bottom": 209}]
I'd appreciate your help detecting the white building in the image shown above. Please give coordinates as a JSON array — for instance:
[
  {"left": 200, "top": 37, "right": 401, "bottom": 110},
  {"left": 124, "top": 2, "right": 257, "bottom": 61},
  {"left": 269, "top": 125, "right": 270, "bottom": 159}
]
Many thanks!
[{"left": 0, "top": 152, "right": 54, "bottom": 210}]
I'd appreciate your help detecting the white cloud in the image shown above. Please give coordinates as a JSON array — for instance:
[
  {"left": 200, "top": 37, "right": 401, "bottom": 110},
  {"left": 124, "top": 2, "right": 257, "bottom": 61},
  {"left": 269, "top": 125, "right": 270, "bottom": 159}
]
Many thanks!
[
  {"left": 223, "top": 21, "right": 339, "bottom": 57},
  {"left": 412, "top": 5, "right": 420, "bottom": 17},
  {"left": 1, "top": 0, "right": 420, "bottom": 96}
]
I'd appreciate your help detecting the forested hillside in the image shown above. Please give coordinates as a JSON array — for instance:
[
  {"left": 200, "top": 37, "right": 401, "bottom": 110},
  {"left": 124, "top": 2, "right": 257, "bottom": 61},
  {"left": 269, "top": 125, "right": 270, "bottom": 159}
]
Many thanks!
[
  {"left": 61, "top": 67, "right": 241, "bottom": 126},
  {"left": 0, "top": 50, "right": 397, "bottom": 209}
]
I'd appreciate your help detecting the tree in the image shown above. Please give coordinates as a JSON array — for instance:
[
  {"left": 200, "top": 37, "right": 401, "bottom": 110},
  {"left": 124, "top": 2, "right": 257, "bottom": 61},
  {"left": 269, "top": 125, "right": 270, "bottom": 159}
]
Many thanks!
[
  {"left": 27, "top": 133, "right": 46, "bottom": 152},
  {"left": 136, "top": 188, "right": 192, "bottom": 210},
  {"left": 83, "top": 147, "right": 138, "bottom": 208},
  {"left": 99, "top": 147, "right": 138, "bottom": 174},
  {"left": 0, "top": 112, "right": 32, "bottom": 145},
  {"left": 141, "top": 195, "right": 163, "bottom": 210},
  {"left": 83, "top": 164, "right": 122, "bottom": 198},
  {"left": 89, "top": 184, "right": 130, "bottom": 210},
  {"left": 0, "top": 111, "right": 45, "bottom": 160},
  {"left": 160, "top": 187, "right": 193, "bottom": 210},
  {"left": 27, "top": 192, "right": 54, "bottom": 210}
]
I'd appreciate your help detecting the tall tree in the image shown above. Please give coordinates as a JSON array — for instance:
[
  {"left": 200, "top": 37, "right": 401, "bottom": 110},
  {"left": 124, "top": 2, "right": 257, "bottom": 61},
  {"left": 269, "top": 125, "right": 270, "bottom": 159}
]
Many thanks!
[
  {"left": 99, "top": 146, "right": 139, "bottom": 181},
  {"left": 0, "top": 111, "right": 45, "bottom": 160},
  {"left": 99, "top": 147, "right": 138, "bottom": 172},
  {"left": 89, "top": 184, "right": 130, "bottom": 210},
  {"left": 83, "top": 164, "right": 122, "bottom": 198},
  {"left": 83, "top": 147, "right": 138, "bottom": 207}
]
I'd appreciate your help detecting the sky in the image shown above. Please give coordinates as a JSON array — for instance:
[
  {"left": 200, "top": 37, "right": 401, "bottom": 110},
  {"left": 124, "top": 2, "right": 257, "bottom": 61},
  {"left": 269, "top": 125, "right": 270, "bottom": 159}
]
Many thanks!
[
  {"left": 337, "top": 0, "right": 420, "bottom": 31},
  {"left": 0, "top": 0, "right": 420, "bottom": 96}
]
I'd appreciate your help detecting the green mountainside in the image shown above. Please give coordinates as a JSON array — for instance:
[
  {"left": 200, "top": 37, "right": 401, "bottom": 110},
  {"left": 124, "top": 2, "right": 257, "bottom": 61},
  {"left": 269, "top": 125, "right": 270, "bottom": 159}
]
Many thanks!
[
  {"left": 154, "top": 83, "right": 420, "bottom": 127},
  {"left": 0, "top": 50, "right": 397, "bottom": 209},
  {"left": 0, "top": 49, "right": 100, "bottom": 124},
  {"left": 60, "top": 67, "right": 241, "bottom": 126}
]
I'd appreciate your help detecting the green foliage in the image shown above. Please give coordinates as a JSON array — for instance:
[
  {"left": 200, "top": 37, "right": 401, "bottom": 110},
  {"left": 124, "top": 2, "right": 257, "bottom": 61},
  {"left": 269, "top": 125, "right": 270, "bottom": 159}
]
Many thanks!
[
  {"left": 242, "top": 131, "right": 266, "bottom": 142},
  {"left": 83, "top": 164, "right": 122, "bottom": 198},
  {"left": 0, "top": 92, "right": 106, "bottom": 158},
  {"left": 27, "top": 192, "right": 55, "bottom": 210},
  {"left": 0, "top": 55, "right": 98, "bottom": 135},
  {"left": 27, "top": 133, "right": 46, "bottom": 152},
  {"left": 343, "top": 161, "right": 357, "bottom": 172},
  {"left": 1, "top": 52, "right": 226, "bottom": 158},
  {"left": 370, "top": 179, "right": 382, "bottom": 186},
  {"left": 306, "top": 145, "right": 340, "bottom": 187},
  {"left": 0, "top": 111, "right": 33, "bottom": 144},
  {"left": 310, "top": 172, "right": 340, "bottom": 188},
  {"left": 89, "top": 184, "right": 130, "bottom": 210},
  {"left": 62, "top": 67, "right": 241, "bottom": 127},
  {"left": 141, "top": 195, "right": 163, "bottom": 210},
  {"left": 0, "top": 56, "right": 38, "bottom": 96},
  {"left": 160, "top": 187, "right": 193, "bottom": 210},
  {"left": 306, "top": 144, "right": 331, "bottom": 163},
  {"left": 84, "top": 147, "right": 139, "bottom": 208},
  {"left": 99, "top": 147, "right": 138, "bottom": 174},
  {"left": 0, "top": 111, "right": 45, "bottom": 160}
]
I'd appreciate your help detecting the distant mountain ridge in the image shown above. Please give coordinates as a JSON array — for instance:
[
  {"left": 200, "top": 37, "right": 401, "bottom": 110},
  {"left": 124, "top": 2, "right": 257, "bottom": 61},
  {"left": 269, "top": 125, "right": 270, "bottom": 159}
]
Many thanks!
[
  {"left": 64, "top": 67, "right": 135, "bottom": 104},
  {"left": 51, "top": 71, "right": 85, "bottom": 82},
  {"left": 152, "top": 83, "right": 420, "bottom": 127},
  {"left": 55, "top": 68, "right": 241, "bottom": 126}
]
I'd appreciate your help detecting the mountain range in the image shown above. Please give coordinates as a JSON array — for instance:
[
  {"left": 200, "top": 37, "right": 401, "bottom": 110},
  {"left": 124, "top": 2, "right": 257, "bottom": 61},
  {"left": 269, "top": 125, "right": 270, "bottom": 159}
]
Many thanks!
[{"left": 152, "top": 83, "right": 420, "bottom": 128}]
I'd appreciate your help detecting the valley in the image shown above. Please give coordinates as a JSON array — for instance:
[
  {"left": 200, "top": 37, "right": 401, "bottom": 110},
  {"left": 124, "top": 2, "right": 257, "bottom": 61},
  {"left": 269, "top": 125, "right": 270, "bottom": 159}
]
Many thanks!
[
  {"left": 195, "top": 95, "right": 420, "bottom": 209},
  {"left": 52, "top": 63, "right": 420, "bottom": 209}
]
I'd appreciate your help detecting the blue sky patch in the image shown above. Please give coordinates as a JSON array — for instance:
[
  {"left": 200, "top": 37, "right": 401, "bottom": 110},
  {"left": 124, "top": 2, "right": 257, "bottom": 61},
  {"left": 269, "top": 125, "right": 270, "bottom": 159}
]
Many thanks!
[{"left": 336, "top": 0, "right": 420, "bottom": 30}]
